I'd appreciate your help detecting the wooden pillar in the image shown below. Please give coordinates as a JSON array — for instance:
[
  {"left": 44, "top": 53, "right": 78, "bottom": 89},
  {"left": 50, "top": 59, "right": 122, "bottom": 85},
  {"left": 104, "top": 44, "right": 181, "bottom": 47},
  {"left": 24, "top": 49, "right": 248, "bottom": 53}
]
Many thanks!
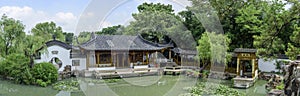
[
  {"left": 86, "top": 51, "right": 90, "bottom": 70},
  {"left": 110, "top": 53, "right": 113, "bottom": 66},
  {"left": 236, "top": 57, "right": 240, "bottom": 77},
  {"left": 252, "top": 58, "right": 255, "bottom": 78},
  {"left": 97, "top": 53, "right": 100, "bottom": 64},
  {"left": 142, "top": 51, "right": 144, "bottom": 65},
  {"left": 146, "top": 51, "right": 149, "bottom": 64},
  {"left": 122, "top": 52, "right": 125, "bottom": 67},
  {"left": 133, "top": 51, "right": 135, "bottom": 63},
  {"left": 169, "top": 49, "right": 171, "bottom": 59},
  {"left": 116, "top": 52, "right": 118, "bottom": 68}
]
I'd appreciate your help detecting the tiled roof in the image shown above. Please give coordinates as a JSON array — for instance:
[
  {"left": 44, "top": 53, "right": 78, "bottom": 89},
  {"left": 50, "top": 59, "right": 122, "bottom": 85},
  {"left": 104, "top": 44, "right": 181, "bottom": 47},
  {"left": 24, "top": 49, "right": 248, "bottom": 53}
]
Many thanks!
[
  {"left": 234, "top": 48, "right": 257, "bottom": 53},
  {"left": 46, "top": 40, "right": 72, "bottom": 49},
  {"left": 80, "top": 35, "right": 172, "bottom": 50},
  {"left": 171, "top": 48, "right": 197, "bottom": 55}
]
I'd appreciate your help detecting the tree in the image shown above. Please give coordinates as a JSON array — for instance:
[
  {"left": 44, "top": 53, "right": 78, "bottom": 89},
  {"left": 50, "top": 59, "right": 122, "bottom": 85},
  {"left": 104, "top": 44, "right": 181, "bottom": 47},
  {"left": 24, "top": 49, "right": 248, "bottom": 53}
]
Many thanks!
[
  {"left": 31, "top": 21, "right": 65, "bottom": 43},
  {"left": 185, "top": 0, "right": 245, "bottom": 50},
  {"left": 285, "top": 25, "right": 300, "bottom": 60},
  {"left": 96, "top": 25, "right": 122, "bottom": 35},
  {"left": 73, "top": 32, "right": 91, "bottom": 45},
  {"left": 124, "top": 3, "right": 185, "bottom": 44},
  {"left": 0, "top": 15, "right": 26, "bottom": 56},
  {"left": 63, "top": 32, "right": 74, "bottom": 45},
  {"left": 0, "top": 53, "right": 32, "bottom": 84},
  {"left": 21, "top": 35, "right": 46, "bottom": 68},
  {"left": 178, "top": 10, "right": 205, "bottom": 41},
  {"left": 197, "top": 32, "right": 230, "bottom": 71},
  {"left": 252, "top": 0, "right": 300, "bottom": 58}
]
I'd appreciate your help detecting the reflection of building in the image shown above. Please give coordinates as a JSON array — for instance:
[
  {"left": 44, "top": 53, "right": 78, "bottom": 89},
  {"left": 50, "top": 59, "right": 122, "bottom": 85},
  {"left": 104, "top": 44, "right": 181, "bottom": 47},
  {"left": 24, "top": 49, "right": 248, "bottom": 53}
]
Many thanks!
[{"left": 35, "top": 34, "right": 198, "bottom": 72}]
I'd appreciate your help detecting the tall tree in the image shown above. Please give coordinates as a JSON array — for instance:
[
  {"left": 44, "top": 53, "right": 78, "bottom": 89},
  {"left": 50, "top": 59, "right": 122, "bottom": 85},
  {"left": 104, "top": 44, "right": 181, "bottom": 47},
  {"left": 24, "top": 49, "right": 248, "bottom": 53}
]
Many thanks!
[
  {"left": 63, "top": 32, "right": 74, "bottom": 45},
  {"left": 178, "top": 10, "right": 205, "bottom": 41},
  {"left": 73, "top": 32, "right": 91, "bottom": 45},
  {"left": 197, "top": 32, "right": 230, "bottom": 71},
  {"left": 253, "top": 0, "right": 300, "bottom": 58},
  {"left": 0, "top": 15, "right": 26, "bottom": 56},
  {"left": 31, "top": 21, "right": 65, "bottom": 43},
  {"left": 96, "top": 25, "right": 122, "bottom": 35},
  {"left": 124, "top": 3, "right": 188, "bottom": 44},
  {"left": 285, "top": 25, "right": 300, "bottom": 60},
  {"left": 21, "top": 35, "right": 45, "bottom": 67}
]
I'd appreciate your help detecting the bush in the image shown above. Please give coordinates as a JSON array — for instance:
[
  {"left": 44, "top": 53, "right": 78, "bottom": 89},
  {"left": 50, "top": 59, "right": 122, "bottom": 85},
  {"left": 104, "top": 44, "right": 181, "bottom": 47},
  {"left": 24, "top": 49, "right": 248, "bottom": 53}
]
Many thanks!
[
  {"left": 0, "top": 54, "right": 32, "bottom": 84},
  {"left": 31, "top": 62, "right": 58, "bottom": 87}
]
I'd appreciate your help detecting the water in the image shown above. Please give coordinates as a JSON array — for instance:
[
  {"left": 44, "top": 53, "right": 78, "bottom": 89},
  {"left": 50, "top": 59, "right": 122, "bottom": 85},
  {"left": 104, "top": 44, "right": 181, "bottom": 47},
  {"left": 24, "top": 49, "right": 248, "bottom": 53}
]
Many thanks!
[
  {"left": 0, "top": 79, "right": 59, "bottom": 96},
  {"left": 0, "top": 76, "right": 267, "bottom": 96}
]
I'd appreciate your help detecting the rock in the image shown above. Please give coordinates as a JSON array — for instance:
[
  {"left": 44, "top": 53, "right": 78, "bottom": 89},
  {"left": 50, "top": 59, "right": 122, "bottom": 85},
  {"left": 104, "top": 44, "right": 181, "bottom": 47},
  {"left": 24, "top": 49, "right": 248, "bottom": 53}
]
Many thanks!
[{"left": 267, "top": 89, "right": 283, "bottom": 96}]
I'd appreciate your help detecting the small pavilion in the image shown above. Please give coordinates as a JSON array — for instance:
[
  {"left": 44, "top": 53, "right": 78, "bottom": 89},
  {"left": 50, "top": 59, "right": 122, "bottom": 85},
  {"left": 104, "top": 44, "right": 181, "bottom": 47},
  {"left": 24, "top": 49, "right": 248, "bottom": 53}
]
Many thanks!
[{"left": 233, "top": 48, "right": 258, "bottom": 88}]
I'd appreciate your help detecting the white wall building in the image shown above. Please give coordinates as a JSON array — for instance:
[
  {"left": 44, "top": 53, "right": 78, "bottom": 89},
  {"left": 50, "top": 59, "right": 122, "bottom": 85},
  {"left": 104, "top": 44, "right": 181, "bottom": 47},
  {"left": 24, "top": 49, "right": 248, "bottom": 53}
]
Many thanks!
[{"left": 34, "top": 39, "right": 86, "bottom": 72}]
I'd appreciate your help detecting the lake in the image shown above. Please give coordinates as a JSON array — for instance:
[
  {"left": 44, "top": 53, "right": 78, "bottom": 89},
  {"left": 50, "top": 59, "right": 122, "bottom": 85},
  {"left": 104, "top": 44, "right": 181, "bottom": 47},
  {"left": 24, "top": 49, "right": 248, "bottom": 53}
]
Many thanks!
[{"left": 0, "top": 75, "right": 267, "bottom": 96}]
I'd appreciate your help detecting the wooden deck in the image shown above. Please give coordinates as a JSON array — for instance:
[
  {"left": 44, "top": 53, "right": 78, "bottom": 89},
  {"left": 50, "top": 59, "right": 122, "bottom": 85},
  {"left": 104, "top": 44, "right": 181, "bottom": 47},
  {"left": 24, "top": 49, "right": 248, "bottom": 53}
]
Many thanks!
[{"left": 93, "top": 68, "right": 159, "bottom": 79}]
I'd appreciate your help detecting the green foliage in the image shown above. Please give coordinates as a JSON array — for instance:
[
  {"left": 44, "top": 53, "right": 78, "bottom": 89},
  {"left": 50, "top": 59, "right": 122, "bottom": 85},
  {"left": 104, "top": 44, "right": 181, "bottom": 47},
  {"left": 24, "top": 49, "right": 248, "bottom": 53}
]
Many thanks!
[
  {"left": 104, "top": 79, "right": 120, "bottom": 83},
  {"left": 0, "top": 54, "right": 31, "bottom": 84},
  {"left": 73, "top": 32, "right": 91, "bottom": 45},
  {"left": 252, "top": 0, "right": 300, "bottom": 58},
  {"left": 285, "top": 25, "right": 300, "bottom": 60},
  {"left": 188, "top": 82, "right": 245, "bottom": 96},
  {"left": 276, "top": 82, "right": 284, "bottom": 90},
  {"left": 0, "top": 15, "right": 26, "bottom": 56},
  {"left": 136, "top": 2, "right": 174, "bottom": 14},
  {"left": 31, "top": 21, "right": 65, "bottom": 43},
  {"left": 197, "top": 32, "right": 231, "bottom": 66},
  {"left": 96, "top": 25, "right": 122, "bottom": 35},
  {"left": 63, "top": 32, "right": 74, "bottom": 45},
  {"left": 52, "top": 80, "right": 80, "bottom": 91},
  {"left": 31, "top": 62, "right": 58, "bottom": 87},
  {"left": 125, "top": 2, "right": 187, "bottom": 44}
]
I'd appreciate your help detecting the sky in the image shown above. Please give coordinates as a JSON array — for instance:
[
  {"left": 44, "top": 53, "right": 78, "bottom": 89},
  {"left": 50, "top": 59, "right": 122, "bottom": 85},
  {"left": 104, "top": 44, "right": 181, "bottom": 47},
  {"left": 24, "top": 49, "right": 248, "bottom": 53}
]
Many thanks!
[{"left": 0, "top": 0, "right": 191, "bottom": 35}]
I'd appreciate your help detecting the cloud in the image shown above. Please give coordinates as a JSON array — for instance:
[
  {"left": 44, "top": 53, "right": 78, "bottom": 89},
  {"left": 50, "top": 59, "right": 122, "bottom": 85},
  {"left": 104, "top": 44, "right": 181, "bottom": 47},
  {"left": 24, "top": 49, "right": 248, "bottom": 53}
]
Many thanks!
[{"left": 0, "top": 6, "right": 77, "bottom": 33}]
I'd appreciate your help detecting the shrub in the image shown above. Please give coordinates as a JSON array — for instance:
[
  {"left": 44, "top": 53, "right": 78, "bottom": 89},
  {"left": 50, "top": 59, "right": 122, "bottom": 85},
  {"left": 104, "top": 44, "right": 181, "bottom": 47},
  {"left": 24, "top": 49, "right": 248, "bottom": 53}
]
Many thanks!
[
  {"left": 31, "top": 62, "right": 58, "bottom": 87},
  {"left": 0, "top": 54, "right": 32, "bottom": 84}
]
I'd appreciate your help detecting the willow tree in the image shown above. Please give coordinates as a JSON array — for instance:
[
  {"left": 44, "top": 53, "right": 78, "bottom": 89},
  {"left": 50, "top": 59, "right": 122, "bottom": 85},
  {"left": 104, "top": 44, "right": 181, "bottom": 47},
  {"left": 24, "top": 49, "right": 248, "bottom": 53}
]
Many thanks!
[
  {"left": 197, "top": 32, "right": 231, "bottom": 71},
  {"left": 0, "top": 15, "right": 26, "bottom": 56}
]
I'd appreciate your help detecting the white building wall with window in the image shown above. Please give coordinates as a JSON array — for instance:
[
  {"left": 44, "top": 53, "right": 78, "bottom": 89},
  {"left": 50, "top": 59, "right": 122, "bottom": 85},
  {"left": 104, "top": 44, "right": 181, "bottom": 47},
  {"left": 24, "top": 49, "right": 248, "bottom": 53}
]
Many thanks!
[
  {"left": 35, "top": 45, "right": 72, "bottom": 71},
  {"left": 71, "top": 58, "right": 86, "bottom": 71}
]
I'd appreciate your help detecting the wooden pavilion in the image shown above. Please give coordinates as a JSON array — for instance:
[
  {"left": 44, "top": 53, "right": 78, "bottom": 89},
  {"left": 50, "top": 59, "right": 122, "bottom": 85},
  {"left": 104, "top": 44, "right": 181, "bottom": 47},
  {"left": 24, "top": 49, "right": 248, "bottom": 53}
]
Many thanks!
[
  {"left": 78, "top": 34, "right": 173, "bottom": 70},
  {"left": 232, "top": 48, "right": 258, "bottom": 88}
]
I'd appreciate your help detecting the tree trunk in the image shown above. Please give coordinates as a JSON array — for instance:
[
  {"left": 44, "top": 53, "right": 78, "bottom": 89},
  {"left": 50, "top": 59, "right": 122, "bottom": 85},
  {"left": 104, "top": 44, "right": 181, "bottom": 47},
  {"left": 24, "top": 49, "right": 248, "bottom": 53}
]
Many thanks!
[{"left": 29, "top": 55, "right": 34, "bottom": 68}]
